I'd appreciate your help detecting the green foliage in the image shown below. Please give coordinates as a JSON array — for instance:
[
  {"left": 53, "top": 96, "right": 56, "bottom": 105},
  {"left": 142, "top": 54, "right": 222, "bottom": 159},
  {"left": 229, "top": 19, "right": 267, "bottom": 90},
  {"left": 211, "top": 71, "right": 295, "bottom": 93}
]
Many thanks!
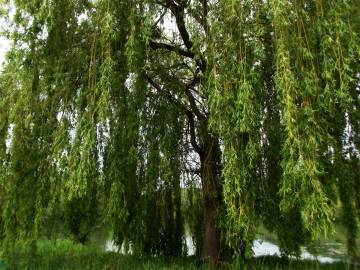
[
  {"left": 208, "top": 1, "right": 267, "bottom": 254},
  {"left": 269, "top": 0, "right": 359, "bottom": 249}
]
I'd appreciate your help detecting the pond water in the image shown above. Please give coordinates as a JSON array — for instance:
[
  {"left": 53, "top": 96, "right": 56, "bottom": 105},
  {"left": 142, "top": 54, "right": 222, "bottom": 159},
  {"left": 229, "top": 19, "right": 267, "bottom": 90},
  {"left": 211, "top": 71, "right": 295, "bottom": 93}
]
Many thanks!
[
  {"left": 105, "top": 237, "right": 348, "bottom": 264},
  {"left": 252, "top": 239, "right": 343, "bottom": 263}
]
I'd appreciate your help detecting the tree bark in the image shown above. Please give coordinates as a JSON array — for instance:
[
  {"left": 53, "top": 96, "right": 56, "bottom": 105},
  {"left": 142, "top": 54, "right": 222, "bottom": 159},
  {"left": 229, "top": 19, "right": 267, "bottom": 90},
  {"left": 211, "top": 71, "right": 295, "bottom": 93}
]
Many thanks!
[{"left": 200, "top": 133, "right": 222, "bottom": 267}]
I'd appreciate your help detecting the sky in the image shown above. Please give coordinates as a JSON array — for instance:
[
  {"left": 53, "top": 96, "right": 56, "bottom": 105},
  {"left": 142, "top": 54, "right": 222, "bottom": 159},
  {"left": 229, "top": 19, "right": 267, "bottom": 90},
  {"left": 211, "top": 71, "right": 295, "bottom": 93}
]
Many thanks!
[
  {"left": 0, "top": 35, "right": 9, "bottom": 67},
  {"left": 0, "top": 0, "right": 13, "bottom": 68},
  {"left": 0, "top": 10, "right": 10, "bottom": 69}
]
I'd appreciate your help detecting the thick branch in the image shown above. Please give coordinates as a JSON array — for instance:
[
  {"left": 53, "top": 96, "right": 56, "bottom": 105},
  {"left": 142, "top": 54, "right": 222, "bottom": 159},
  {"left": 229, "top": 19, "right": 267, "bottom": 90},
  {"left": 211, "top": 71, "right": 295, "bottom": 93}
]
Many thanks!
[
  {"left": 164, "top": 0, "right": 193, "bottom": 51},
  {"left": 145, "top": 73, "right": 190, "bottom": 113},
  {"left": 149, "top": 40, "right": 195, "bottom": 59},
  {"left": 154, "top": 1, "right": 207, "bottom": 72},
  {"left": 183, "top": 72, "right": 205, "bottom": 120},
  {"left": 186, "top": 110, "right": 203, "bottom": 155},
  {"left": 145, "top": 72, "right": 204, "bottom": 155},
  {"left": 202, "top": 0, "right": 208, "bottom": 33},
  {"left": 171, "top": 1, "right": 207, "bottom": 72}
]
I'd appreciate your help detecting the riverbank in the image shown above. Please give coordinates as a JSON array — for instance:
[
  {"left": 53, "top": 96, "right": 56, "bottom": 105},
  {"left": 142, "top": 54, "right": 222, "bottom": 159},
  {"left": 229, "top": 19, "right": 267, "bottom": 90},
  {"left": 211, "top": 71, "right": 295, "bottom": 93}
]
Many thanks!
[{"left": 1, "top": 240, "right": 359, "bottom": 270}]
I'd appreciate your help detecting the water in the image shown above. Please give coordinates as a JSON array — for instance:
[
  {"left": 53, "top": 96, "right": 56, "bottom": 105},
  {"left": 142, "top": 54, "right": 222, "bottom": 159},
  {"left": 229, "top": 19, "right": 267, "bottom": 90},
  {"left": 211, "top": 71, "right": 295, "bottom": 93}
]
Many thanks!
[
  {"left": 105, "top": 237, "right": 347, "bottom": 264},
  {"left": 105, "top": 240, "right": 119, "bottom": 252},
  {"left": 252, "top": 239, "right": 342, "bottom": 263}
]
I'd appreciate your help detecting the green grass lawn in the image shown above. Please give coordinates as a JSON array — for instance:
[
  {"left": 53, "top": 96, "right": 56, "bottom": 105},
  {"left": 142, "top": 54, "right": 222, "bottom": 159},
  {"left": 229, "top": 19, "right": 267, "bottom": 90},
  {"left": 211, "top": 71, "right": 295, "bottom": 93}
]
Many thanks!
[
  {"left": 0, "top": 260, "right": 6, "bottom": 270},
  {"left": 1, "top": 239, "right": 359, "bottom": 270}
]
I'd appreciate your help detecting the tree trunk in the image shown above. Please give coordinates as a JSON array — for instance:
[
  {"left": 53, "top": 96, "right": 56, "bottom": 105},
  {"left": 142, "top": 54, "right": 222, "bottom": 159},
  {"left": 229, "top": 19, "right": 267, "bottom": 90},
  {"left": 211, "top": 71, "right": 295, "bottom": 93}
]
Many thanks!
[{"left": 200, "top": 133, "right": 222, "bottom": 267}]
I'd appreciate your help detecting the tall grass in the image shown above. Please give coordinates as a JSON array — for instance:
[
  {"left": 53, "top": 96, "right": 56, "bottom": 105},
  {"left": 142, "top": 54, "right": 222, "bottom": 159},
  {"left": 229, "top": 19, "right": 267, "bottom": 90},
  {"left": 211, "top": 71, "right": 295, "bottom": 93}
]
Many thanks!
[{"left": 1, "top": 239, "right": 358, "bottom": 270}]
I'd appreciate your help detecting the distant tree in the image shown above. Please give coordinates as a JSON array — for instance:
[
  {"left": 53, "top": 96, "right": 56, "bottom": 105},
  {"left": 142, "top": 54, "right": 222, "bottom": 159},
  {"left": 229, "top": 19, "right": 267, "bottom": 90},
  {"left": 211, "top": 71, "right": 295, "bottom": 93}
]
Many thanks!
[{"left": 0, "top": 0, "right": 359, "bottom": 266}]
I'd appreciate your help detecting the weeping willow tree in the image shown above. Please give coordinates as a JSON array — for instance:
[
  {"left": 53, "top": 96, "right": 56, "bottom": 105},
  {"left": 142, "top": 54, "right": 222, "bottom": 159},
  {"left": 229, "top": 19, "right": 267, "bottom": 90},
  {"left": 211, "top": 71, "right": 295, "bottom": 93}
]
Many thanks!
[{"left": 0, "top": 0, "right": 359, "bottom": 266}]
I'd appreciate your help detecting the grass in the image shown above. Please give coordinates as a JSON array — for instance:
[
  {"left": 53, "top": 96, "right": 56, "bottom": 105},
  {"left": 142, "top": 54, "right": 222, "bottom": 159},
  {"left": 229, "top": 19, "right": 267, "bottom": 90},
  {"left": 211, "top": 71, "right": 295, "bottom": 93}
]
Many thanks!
[
  {"left": 0, "top": 239, "right": 359, "bottom": 270},
  {"left": 0, "top": 260, "right": 5, "bottom": 270}
]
